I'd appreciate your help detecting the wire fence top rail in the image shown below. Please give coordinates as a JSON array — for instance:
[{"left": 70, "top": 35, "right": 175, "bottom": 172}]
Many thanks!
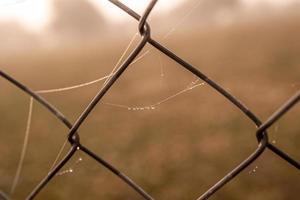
[{"left": 0, "top": 0, "right": 299, "bottom": 199}]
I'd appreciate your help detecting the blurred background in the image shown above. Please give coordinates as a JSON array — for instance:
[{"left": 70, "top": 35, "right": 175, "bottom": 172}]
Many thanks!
[{"left": 0, "top": 0, "right": 299, "bottom": 199}]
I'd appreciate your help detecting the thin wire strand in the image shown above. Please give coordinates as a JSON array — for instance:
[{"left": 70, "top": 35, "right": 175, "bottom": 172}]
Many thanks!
[
  {"left": 35, "top": 33, "right": 139, "bottom": 94},
  {"left": 10, "top": 97, "right": 33, "bottom": 195},
  {"left": 158, "top": 52, "right": 164, "bottom": 78},
  {"left": 102, "top": 32, "right": 139, "bottom": 87},
  {"left": 154, "top": 82, "right": 204, "bottom": 106},
  {"left": 162, "top": 0, "right": 203, "bottom": 39},
  {"left": 48, "top": 139, "right": 68, "bottom": 173},
  {"left": 35, "top": 75, "right": 110, "bottom": 94},
  {"left": 104, "top": 80, "right": 205, "bottom": 110}
]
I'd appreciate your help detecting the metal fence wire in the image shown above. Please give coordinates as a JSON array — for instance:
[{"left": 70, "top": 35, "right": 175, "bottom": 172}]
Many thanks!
[{"left": 0, "top": 0, "right": 299, "bottom": 199}]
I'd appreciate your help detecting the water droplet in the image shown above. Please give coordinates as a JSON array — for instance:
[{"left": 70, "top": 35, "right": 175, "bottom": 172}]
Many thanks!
[
  {"left": 151, "top": 106, "right": 155, "bottom": 110},
  {"left": 57, "top": 169, "right": 71, "bottom": 176},
  {"left": 76, "top": 157, "right": 83, "bottom": 164},
  {"left": 140, "top": 107, "right": 145, "bottom": 110},
  {"left": 249, "top": 166, "right": 258, "bottom": 175},
  {"left": 128, "top": 107, "right": 132, "bottom": 111},
  {"left": 145, "top": 106, "right": 150, "bottom": 110},
  {"left": 132, "top": 108, "right": 137, "bottom": 111},
  {"left": 76, "top": 147, "right": 80, "bottom": 150},
  {"left": 272, "top": 140, "right": 276, "bottom": 144}
]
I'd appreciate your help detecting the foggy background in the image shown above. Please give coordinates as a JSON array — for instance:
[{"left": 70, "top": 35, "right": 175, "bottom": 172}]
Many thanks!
[{"left": 0, "top": 0, "right": 299, "bottom": 199}]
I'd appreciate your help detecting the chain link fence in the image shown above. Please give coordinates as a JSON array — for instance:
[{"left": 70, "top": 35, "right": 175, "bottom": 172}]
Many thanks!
[{"left": 0, "top": 0, "right": 299, "bottom": 199}]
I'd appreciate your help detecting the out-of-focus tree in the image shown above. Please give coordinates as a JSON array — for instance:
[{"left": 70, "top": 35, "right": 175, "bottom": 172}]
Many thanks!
[{"left": 49, "top": 0, "right": 106, "bottom": 40}]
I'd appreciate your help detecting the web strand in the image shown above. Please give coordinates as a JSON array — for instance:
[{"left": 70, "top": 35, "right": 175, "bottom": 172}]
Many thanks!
[
  {"left": 102, "top": 32, "right": 139, "bottom": 87},
  {"left": 103, "top": 80, "right": 205, "bottom": 111},
  {"left": 10, "top": 97, "right": 33, "bottom": 195},
  {"left": 35, "top": 33, "right": 139, "bottom": 94},
  {"left": 48, "top": 139, "right": 69, "bottom": 174}
]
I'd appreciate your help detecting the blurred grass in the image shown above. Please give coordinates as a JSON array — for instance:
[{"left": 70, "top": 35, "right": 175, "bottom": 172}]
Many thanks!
[{"left": 0, "top": 9, "right": 300, "bottom": 200}]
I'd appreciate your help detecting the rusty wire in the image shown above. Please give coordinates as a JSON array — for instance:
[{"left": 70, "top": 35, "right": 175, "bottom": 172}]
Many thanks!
[{"left": 0, "top": 0, "right": 299, "bottom": 199}]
